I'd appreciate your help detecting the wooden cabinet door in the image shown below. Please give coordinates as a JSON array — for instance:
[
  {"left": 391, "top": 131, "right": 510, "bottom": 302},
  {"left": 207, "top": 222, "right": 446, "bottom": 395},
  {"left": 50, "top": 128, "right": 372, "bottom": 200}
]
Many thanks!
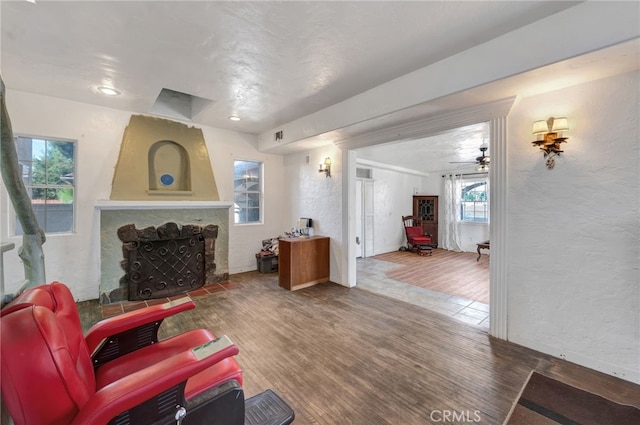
[
  {"left": 413, "top": 196, "right": 438, "bottom": 247},
  {"left": 279, "top": 236, "right": 330, "bottom": 290}
]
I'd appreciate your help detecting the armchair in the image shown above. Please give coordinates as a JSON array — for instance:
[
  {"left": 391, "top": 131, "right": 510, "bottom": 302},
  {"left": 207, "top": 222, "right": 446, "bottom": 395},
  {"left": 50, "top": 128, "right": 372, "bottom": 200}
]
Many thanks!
[{"left": 1, "top": 282, "right": 294, "bottom": 425}]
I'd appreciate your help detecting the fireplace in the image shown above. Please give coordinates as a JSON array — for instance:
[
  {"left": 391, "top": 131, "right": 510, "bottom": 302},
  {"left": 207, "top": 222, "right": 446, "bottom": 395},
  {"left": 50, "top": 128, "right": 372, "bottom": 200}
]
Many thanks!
[
  {"left": 96, "top": 200, "right": 232, "bottom": 304},
  {"left": 118, "top": 222, "right": 219, "bottom": 301},
  {"left": 97, "top": 116, "right": 230, "bottom": 303}
]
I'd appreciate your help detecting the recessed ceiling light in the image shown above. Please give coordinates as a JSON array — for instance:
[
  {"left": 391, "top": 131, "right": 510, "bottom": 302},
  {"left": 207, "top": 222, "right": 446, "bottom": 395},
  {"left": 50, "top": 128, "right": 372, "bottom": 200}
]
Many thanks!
[
  {"left": 228, "top": 116, "right": 240, "bottom": 121},
  {"left": 97, "top": 86, "right": 120, "bottom": 96}
]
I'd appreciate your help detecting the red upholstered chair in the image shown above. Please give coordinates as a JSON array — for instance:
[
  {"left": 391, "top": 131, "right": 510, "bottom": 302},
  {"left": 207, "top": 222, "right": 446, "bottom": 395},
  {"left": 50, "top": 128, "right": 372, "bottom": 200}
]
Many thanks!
[
  {"left": 0, "top": 282, "right": 294, "bottom": 425},
  {"left": 402, "top": 215, "right": 433, "bottom": 254}
]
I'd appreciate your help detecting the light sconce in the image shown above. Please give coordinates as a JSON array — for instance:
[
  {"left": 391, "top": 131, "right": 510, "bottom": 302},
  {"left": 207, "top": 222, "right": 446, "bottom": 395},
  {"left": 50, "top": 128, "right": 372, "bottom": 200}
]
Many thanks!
[
  {"left": 532, "top": 117, "right": 569, "bottom": 169},
  {"left": 318, "top": 157, "right": 331, "bottom": 178}
]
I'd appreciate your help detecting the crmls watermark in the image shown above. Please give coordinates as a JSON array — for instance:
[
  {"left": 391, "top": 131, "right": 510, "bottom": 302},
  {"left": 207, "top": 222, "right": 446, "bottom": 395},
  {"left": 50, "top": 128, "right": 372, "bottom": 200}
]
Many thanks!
[{"left": 430, "top": 409, "right": 482, "bottom": 423}]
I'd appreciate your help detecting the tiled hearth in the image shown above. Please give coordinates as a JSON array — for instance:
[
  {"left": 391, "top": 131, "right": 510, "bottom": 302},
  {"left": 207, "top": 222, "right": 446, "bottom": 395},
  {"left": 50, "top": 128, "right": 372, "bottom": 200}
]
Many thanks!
[{"left": 99, "top": 280, "right": 239, "bottom": 319}]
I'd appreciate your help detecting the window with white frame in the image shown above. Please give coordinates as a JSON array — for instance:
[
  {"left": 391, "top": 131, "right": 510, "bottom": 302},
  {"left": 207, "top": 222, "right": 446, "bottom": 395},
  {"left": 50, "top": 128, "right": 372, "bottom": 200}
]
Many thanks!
[
  {"left": 14, "top": 135, "right": 76, "bottom": 235},
  {"left": 233, "top": 159, "right": 262, "bottom": 224},
  {"left": 460, "top": 177, "right": 488, "bottom": 222}
]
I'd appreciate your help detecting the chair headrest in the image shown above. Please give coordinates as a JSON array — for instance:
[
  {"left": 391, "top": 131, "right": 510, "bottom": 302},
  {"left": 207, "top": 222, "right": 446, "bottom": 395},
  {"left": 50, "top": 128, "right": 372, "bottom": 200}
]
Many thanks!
[{"left": 1, "top": 283, "right": 58, "bottom": 317}]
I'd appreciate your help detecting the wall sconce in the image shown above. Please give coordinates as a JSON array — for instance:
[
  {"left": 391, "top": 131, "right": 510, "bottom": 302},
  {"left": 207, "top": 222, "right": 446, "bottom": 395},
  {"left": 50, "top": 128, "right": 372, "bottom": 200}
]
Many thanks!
[
  {"left": 318, "top": 157, "right": 331, "bottom": 178},
  {"left": 532, "top": 117, "right": 569, "bottom": 169}
]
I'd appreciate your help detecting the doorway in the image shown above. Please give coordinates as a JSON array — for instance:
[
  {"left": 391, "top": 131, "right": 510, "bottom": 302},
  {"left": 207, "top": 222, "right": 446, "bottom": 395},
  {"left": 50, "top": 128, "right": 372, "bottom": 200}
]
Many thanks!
[
  {"left": 340, "top": 102, "right": 511, "bottom": 338},
  {"left": 355, "top": 143, "right": 490, "bottom": 329},
  {"left": 355, "top": 175, "right": 374, "bottom": 259},
  {"left": 344, "top": 118, "right": 500, "bottom": 331}
]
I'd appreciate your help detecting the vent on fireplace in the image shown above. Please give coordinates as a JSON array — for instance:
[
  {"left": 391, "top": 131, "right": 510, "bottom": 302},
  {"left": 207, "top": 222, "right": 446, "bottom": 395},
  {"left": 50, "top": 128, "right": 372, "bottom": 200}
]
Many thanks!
[{"left": 118, "top": 222, "right": 217, "bottom": 301}]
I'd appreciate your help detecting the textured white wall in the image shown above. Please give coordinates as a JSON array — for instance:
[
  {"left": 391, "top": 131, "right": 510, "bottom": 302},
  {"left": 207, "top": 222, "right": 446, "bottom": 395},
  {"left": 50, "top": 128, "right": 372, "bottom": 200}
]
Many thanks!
[
  {"left": 1, "top": 90, "right": 285, "bottom": 300},
  {"left": 202, "top": 126, "right": 286, "bottom": 275},
  {"left": 282, "top": 145, "right": 344, "bottom": 283},
  {"left": 368, "top": 168, "right": 423, "bottom": 254},
  {"left": 458, "top": 222, "right": 489, "bottom": 253},
  {"left": 1, "top": 91, "right": 128, "bottom": 301},
  {"left": 507, "top": 71, "right": 639, "bottom": 382}
]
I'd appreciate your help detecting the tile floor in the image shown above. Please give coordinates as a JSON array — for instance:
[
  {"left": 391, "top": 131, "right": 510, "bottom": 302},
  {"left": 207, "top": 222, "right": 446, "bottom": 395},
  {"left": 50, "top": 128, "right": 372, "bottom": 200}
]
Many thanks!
[
  {"left": 356, "top": 257, "right": 490, "bottom": 331},
  {"left": 99, "top": 281, "right": 240, "bottom": 319},
  {"left": 99, "top": 260, "right": 489, "bottom": 330}
]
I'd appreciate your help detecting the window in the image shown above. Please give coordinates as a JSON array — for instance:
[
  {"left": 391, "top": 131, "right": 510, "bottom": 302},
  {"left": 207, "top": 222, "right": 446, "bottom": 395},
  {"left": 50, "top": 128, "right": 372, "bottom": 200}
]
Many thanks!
[
  {"left": 233, "top": 160, "right": 262, "bottom": 224},
  {"left": 14, "top": 136, "right": 76, "bottom": 234},
  {"left": 460, "top": 178, "right": 488, "bottom": 222}
]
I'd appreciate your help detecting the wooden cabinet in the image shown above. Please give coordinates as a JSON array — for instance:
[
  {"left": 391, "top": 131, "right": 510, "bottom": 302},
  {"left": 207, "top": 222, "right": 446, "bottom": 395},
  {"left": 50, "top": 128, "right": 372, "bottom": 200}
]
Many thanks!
[
  {"left": 413, "top": 195, "right": 438, "bottom": 247},
  {"left": 278, "top": 236, "right": 330, "bottom": 291}
]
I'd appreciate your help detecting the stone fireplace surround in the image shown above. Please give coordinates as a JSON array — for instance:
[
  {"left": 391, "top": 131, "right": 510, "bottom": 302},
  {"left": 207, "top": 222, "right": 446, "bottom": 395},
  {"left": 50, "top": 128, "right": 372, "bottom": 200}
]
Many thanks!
[
  {"left": 96, "top": 200, "right": 231, "bottom": 304},
  {"left": 118, "top": 222, "right": 216, "bottom": 301}
]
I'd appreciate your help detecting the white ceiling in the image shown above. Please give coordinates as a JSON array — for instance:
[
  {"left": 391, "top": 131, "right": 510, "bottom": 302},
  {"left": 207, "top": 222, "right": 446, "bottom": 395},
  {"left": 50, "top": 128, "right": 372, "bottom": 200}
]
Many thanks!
[
  {"left": 2, "top": 0, "right": 580, "bottom": 134},
  {"left": 356, "top": 122, "right": 490, "bottom": 175},
  {"left": 1, "top": 1, "right": 638, "bottom": 173}
]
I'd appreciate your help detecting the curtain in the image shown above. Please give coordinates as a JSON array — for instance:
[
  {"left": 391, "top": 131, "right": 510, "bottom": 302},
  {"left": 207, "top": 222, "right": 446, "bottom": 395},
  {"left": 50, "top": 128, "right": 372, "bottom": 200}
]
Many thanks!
[{"left": 442, "top": 174, "right": 463, "bottom": 252}]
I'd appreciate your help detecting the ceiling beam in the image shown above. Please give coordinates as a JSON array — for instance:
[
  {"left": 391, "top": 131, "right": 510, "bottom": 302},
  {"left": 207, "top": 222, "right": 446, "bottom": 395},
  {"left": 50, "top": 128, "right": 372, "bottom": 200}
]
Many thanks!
[{"left": 258, "top": 1, "right": 639, "bottom": 152}]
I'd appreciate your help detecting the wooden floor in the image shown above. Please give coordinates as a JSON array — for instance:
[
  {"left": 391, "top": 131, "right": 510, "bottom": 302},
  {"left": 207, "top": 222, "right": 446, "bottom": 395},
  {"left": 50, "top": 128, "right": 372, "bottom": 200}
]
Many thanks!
[
  {"left": 372, "top": 249, "right": 490, "bottom": 304},
  {"left": 78, "top": 272, "right": 639, "bottom": 425}
]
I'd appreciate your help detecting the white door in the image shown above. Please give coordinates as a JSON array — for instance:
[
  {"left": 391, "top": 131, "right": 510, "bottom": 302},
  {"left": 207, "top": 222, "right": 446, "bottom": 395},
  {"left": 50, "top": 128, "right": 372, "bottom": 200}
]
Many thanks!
[
  {"left": 355, "top": 180, "right": 363, "bottom": 258},
  {"left": 363, "top": 180, "right": 375, "bottom": 257},
  {"left": 356, "top": 179, "right": 375, "bottom": 258}
]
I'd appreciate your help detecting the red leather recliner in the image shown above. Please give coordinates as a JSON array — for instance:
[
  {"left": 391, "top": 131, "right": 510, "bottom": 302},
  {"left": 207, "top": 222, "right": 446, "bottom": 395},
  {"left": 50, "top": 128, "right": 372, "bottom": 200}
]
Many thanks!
[{"left": 0, "top": 282, "right": 294, "bottom": 425}]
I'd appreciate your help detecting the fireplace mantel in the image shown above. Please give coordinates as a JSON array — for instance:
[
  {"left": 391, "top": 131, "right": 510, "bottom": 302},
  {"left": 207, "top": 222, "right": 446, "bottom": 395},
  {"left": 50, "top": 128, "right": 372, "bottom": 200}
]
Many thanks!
[{"left": 95, "top": 200, "right": 233, "bottom": 210}]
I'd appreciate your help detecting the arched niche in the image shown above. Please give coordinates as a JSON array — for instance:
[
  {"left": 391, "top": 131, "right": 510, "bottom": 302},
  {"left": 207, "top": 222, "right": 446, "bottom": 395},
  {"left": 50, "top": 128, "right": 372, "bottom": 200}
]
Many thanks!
[{"left": 148, "top": 140, "right": 191, "bottom": 192}]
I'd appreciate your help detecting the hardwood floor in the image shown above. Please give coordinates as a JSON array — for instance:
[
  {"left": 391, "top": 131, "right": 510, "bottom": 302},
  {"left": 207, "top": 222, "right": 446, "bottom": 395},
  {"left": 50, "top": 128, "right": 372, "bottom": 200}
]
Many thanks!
[
  {"left": 77, "top": 272, "right": 640, "bottom": 425},
  {"left": 372, "top": 249, "right": 490, "bottom": 304},
  {"left": 357, "top": 249, "right": 490, "bottom": 328}
]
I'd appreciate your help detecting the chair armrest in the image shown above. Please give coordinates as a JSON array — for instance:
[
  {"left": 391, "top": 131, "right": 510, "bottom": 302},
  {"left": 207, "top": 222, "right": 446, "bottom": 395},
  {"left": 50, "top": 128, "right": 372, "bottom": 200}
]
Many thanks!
[
  {"left": 85, "top": 297, "right": 195, "bottom": 363},
  {"left": 72, "top": 336, "right": 239, "bottom": 425}
]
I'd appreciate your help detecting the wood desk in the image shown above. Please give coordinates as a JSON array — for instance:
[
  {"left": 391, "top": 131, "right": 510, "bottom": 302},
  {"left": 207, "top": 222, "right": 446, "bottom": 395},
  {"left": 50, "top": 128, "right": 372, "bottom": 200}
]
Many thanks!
[{"left": 278, "top": 236, "right": 330, "bottom": 291}]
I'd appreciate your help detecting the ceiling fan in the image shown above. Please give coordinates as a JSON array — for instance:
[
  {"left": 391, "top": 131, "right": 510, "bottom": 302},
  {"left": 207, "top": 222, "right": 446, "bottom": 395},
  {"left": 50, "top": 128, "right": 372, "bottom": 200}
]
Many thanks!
[{"left": 450, "top": 146, "right": 490, "bottom": 169}]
